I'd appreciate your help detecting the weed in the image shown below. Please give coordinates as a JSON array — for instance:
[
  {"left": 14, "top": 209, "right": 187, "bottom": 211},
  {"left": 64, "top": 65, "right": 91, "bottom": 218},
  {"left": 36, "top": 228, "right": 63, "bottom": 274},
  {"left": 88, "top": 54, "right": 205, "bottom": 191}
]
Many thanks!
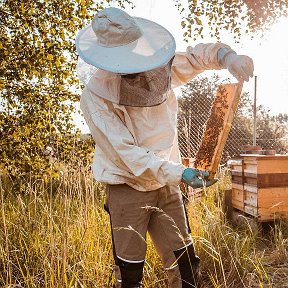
[{"left": 0, "top": 168, "right": 287, "bottom": 287}]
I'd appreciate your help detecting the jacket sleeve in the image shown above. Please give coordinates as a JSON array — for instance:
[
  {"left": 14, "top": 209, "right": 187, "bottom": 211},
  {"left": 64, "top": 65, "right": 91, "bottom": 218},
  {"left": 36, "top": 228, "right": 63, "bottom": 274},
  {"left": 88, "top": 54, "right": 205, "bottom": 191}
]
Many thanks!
[
  {"left": 171, "top": 42, "right": 231, "bottom": 88},
  {"left": 80, "top": 88, "right": 185, "bottom": 186}
]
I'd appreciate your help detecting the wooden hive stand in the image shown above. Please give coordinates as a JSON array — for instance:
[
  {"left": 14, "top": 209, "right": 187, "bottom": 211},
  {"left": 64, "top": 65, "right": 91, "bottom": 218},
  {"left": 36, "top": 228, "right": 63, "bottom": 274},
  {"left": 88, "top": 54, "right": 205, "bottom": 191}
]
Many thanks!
[{"left": 228, "top": 154, "right": 288, "bottom": 222}]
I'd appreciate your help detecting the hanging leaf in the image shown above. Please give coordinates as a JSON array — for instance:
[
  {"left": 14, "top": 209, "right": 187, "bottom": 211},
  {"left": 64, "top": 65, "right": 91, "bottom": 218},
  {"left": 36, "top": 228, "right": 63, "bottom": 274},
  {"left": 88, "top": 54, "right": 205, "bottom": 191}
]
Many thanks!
[{"left": 173, "top": 0, "right": 288, "bottom": 41}]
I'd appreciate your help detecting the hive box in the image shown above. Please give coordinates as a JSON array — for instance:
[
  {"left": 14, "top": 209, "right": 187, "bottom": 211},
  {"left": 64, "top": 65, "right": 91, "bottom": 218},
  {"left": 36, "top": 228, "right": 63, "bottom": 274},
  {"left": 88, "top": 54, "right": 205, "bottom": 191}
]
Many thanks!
[{"left": 229, "top": 155, "right": 288, "bottom": 221}]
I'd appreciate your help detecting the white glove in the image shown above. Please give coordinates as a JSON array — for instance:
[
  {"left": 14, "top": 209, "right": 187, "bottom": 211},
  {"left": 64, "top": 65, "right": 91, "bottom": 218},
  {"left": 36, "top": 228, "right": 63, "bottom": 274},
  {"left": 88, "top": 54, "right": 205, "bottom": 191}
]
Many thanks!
[{"left": 222, "top": 52, "right": 254, "bottom": 82}]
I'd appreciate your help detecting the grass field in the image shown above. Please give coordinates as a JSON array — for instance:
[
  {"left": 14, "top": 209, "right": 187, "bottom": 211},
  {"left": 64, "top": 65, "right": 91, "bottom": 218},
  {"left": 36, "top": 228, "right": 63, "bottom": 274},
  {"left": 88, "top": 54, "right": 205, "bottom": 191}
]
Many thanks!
[{"left": 0, "top": 167, "right": 288, "bottom": 287}]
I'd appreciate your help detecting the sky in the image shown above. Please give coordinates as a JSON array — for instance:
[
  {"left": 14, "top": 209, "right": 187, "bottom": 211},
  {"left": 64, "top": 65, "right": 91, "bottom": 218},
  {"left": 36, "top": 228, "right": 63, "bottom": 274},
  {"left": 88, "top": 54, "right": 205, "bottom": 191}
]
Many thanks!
[{"left": 75, "top": 0, "right": 288, "bottom": 133}]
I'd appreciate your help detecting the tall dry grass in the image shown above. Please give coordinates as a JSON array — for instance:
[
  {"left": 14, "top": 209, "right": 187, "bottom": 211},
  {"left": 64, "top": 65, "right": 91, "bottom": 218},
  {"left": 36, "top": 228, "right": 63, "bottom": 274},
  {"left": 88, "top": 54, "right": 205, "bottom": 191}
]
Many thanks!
[{"left": 0, "top": 167, "right": 287, "bottom": 287}]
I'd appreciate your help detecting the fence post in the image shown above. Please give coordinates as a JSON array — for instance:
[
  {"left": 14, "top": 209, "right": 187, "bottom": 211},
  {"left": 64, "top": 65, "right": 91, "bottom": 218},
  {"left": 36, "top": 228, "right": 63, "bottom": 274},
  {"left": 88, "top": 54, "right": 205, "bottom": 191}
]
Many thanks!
[{"left": 253, "top": 76, "right": 257, "bottom": 146}]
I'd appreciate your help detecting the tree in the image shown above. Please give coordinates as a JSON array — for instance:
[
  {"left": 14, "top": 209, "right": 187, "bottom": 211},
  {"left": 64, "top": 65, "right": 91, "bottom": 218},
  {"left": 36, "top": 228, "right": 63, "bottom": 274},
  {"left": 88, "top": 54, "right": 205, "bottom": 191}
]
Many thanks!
[
  {"left": 174, "top": 0, "right": 288, "bottom": 40},
  {"left": 1, "top": 0, "right": 287, "bottom": 178},
  {"left": 256, "top": 108, "right": 288, "bottom": 152},
  {"left": 178, "top": 75, "right": 218, "bottom": 158},
  {"left": 0, "top": 0, "right": 132, "bottom": 178},
  {"left": 223, "top": 91, "right": 253, "bottom": 159}
]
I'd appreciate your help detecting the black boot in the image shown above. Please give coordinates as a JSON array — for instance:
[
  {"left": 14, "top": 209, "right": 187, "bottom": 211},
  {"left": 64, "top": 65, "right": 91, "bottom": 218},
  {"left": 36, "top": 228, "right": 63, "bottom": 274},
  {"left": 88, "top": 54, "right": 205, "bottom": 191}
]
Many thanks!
[
  {"left": 174, "top": 244, "right": 200, "bottom": 288},
  {"left": 117, "top": 257, "right": 144, "bottom": 288}
]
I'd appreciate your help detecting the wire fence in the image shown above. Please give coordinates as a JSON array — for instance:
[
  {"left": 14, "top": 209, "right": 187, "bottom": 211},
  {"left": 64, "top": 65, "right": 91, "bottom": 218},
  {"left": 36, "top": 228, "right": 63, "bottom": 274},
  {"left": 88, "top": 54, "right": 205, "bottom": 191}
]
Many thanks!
[{"left": 177, "top": 80, "right": 288, "bottom": 163}]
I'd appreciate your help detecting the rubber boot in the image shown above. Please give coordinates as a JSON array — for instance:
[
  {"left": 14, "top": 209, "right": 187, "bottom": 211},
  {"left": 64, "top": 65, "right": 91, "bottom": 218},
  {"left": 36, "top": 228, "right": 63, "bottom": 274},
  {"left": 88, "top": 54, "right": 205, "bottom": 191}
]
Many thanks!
[
  {"left": 173, "top": 244, "right": 200, "bottom": 288},
  {"left": 117, "top": 257, "right": 144, "bottom": 288}
]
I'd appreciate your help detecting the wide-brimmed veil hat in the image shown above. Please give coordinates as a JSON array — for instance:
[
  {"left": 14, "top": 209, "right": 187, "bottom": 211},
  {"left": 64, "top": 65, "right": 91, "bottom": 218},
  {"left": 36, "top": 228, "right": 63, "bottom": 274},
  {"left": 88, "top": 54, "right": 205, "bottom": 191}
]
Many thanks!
[{"left": 75, "top": 7, "right": 176, "bottom": 74}]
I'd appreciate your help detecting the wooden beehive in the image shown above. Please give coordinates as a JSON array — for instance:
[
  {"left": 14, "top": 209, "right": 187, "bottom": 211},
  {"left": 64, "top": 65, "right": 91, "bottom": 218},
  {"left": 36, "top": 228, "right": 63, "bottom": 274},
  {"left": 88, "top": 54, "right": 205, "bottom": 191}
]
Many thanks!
[
  {"left": 230, "top": 155, "right": 288, "bottom": 221},
  {"left": 194, "top": 82, "right": 243, "bottom": 179}
]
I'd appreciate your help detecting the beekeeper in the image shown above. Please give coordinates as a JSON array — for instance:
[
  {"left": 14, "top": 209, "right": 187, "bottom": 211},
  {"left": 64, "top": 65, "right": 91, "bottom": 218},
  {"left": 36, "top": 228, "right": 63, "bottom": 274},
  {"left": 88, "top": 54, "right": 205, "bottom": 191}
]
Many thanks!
[{"left": 76, "top": 7, "right": 253, "bottom": 288}]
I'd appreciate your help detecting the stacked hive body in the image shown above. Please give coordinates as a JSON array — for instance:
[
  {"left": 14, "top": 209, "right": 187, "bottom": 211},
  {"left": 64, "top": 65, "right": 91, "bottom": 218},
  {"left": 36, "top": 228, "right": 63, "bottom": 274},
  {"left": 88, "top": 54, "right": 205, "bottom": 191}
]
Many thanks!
[{"left": 230, "top": 155, "right": 288, "bottom": 221}]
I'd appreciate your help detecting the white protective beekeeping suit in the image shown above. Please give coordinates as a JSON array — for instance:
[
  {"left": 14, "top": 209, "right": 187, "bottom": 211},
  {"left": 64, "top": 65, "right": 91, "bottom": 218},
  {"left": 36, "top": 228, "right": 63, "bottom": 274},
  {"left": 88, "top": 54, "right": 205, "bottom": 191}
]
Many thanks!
[
  {"left": 77, "top": 42, "right": 233, "bottom": 192},
  {"left": 76, "top": 7, "right": 254, "bottom": 288}
]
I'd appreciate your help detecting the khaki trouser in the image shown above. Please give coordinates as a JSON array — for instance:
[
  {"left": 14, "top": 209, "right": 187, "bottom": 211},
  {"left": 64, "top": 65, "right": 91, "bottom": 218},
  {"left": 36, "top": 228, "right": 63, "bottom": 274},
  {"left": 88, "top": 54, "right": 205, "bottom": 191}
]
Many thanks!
[{"left": 105, "top": 184, "right": 193, "bottom": 287}]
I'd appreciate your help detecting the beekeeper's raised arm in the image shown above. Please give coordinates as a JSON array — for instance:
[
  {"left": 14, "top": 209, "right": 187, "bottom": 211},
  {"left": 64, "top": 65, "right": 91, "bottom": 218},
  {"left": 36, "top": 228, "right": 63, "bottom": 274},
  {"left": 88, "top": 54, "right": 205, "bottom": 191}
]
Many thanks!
[{"left": 171, "top": 43, "right": 254, "bottom": 87}]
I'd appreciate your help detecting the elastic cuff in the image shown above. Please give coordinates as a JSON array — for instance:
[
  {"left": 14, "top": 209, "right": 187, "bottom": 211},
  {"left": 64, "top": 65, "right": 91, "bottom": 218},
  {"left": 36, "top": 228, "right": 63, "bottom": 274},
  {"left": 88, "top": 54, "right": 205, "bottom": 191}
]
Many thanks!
[
  {"left": 117, "top": 256, "right": 145, "bottom": 264},
  {"left": 165, "top": 263, "right": 178, "bottom": 270},
  {"left": 175, "top": 241, "right": 194, "bottom": 251},
  {"left": 217, "top": 48, "right": 236, "bottom": 67},
  {"left": 117, "top": 256, "right": 145, "bottom": 270},
  {"left": 171, "top": 164, "right": 186, "bottom": 186}
]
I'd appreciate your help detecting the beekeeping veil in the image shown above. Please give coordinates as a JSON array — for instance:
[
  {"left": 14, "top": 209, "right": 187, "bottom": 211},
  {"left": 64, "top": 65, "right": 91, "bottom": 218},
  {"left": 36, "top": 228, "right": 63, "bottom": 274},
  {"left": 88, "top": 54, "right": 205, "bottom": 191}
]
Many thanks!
[{"left": 75, "top": 7, "right": 176, "bottom": 107}]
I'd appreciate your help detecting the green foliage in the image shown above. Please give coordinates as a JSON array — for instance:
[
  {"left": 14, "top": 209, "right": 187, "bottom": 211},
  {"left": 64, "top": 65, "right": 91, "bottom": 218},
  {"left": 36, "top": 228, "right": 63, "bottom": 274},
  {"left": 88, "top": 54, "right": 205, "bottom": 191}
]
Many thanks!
[
  {"left": 0, "top": 0, "right": 133, "bottom": 178},
  {"left": 174, "top": 0, "right": 288, "bottom": 41},
  {"left": 1, "top": 0, "right": 286, "bottom": 178},
  {"left": 256, "top": 108, "right": 288, "bottom": 152},
  {"left": 178, "top": 76, "right": 218, "bottom": 157}
]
